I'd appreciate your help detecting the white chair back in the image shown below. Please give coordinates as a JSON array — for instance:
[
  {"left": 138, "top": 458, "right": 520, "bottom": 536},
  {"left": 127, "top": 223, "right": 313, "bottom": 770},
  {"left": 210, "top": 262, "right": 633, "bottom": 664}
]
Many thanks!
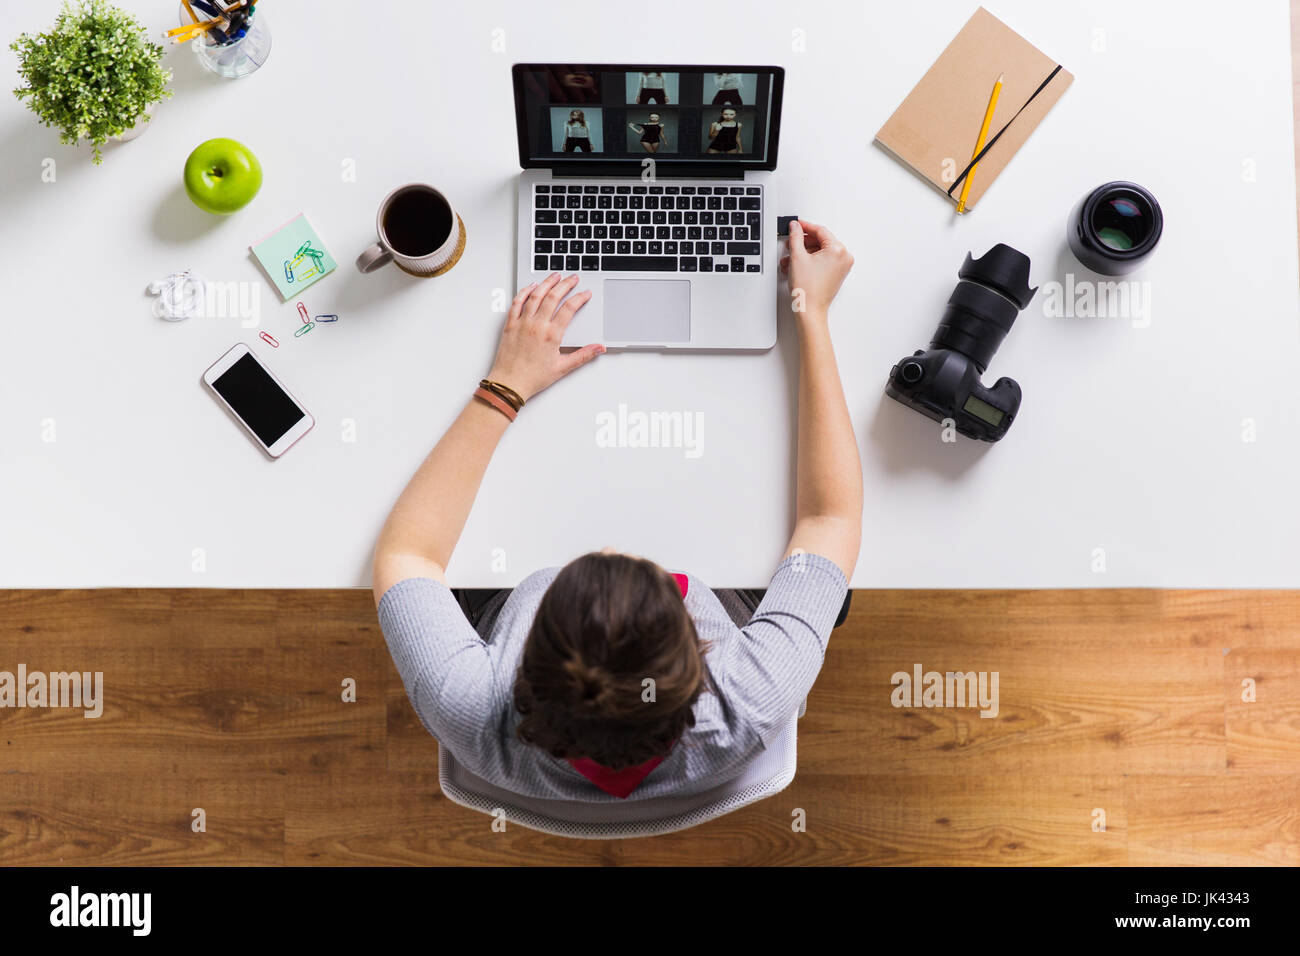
[{"left": 437, "top": 701, "right": 804, "bottom": 840}]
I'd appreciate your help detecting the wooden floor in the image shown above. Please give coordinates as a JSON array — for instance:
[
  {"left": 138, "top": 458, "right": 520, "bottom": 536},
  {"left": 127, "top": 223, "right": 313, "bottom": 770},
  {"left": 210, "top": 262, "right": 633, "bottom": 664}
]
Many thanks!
[
  {"left": 3, "top": 8, "right": 1300, "bottom": 865},
  {"left": 1, "top": 588, "right": 1299, "bottom": 864}
]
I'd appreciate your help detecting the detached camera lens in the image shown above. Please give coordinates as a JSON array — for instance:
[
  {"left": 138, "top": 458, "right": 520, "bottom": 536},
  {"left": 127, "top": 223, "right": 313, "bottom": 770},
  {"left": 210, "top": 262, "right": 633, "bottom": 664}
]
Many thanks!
[
  {"left": 1093, "top": 195, "right": 1151, "bottom": 251},
  {"left": 1068, "top": 181, "right": 1163, "bottom": 275}
]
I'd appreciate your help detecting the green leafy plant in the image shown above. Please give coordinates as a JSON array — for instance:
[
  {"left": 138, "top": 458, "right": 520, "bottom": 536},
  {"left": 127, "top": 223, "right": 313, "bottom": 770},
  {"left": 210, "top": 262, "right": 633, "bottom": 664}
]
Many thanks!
[{"left": 10, "top": 0, "right": 173, "bottom": 164}]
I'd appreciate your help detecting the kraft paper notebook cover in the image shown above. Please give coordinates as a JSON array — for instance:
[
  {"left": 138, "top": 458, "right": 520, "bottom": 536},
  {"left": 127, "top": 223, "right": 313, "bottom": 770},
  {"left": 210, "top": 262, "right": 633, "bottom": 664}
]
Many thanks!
[{"left": 875, "top": 6, "right": 1073, "bottom": 211}]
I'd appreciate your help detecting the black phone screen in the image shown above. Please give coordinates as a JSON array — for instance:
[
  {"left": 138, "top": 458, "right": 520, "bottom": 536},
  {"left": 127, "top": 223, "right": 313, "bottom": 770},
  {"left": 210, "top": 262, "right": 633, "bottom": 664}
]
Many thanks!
[{"left": 211, "top": 352, "right": 305, "bottom": 447}]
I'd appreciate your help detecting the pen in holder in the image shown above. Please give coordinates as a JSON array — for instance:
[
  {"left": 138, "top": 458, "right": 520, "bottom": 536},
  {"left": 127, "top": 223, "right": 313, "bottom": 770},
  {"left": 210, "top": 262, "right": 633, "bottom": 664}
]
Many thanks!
[{"left": 177, "top": 2, "right": 271, "bottom": 79}]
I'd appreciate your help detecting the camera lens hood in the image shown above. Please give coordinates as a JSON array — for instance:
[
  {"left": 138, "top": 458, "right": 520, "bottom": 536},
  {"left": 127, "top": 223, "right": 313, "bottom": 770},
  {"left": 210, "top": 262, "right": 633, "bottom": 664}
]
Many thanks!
[{"left": 958, "top": 243, "right": 1037, "bottom": 309}]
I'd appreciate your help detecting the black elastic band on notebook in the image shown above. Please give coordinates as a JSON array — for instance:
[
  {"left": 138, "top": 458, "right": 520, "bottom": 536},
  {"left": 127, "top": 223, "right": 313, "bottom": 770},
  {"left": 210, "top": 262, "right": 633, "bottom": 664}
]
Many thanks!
[{"left": 947, "top": 64, "right": 1063, "bottom": 198}]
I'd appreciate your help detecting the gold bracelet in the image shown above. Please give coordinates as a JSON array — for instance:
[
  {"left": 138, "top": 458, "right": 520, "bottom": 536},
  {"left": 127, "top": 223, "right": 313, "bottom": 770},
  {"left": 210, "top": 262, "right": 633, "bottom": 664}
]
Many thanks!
[{"left": 480, "top": 379, "right": 525, "bottom": 411}]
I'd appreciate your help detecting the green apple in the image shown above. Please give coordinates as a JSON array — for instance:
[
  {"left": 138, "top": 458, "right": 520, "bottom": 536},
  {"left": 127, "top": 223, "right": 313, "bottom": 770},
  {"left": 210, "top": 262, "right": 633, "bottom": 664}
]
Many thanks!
[{"left": 183, "top": 138, "right": 263, "bottom": 214}]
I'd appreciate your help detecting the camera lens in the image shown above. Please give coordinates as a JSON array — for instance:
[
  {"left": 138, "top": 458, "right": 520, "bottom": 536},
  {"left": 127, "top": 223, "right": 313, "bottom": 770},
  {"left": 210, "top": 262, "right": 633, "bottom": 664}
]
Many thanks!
[
  {"left": 1068, "top": 181, "right": 1163, "bottom": 275},
  {"left": 931, "top": 284, "right": 1017, "bottom": 373},
  {"left": 929, "top": 244, "right": 1036, "bottom": 374},
  {"left": 1092, "top": 193, "right": 1152, "bottom": 251}
]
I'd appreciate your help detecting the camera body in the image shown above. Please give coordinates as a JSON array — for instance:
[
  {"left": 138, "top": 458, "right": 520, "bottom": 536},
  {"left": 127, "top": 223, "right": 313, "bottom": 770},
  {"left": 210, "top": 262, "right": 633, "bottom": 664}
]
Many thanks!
[
  {"left": 887, "top": 348, "right": 1022, "bottom": 442},
  {"left": 885, "top": 244, "right": 1036, "bottom": 442}
]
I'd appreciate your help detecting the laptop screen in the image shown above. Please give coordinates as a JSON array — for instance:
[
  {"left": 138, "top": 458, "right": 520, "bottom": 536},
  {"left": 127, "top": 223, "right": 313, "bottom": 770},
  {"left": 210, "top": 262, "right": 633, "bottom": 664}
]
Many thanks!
[{"left": 512, "top": 64, "right": 784, "bottom": 172}]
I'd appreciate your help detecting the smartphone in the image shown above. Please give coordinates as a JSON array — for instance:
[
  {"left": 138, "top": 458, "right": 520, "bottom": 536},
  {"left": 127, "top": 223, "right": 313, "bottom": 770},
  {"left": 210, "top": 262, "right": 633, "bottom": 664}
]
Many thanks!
[{"left": 202, "top": 343, "right": 314, "bottom": 458}]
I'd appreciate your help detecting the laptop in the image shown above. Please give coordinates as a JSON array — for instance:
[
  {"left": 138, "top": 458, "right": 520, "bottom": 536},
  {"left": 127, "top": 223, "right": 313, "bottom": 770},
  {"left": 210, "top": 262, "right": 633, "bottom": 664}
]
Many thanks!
[{"left": 512, "top": 64, "right": 785, "bottom": 350}]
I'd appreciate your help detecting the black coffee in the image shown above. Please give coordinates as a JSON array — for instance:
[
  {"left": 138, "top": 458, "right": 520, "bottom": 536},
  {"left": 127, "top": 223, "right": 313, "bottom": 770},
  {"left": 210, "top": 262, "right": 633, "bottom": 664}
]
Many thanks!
[{"left": 382, "top": 188, "right": 452, "bottom": 257}]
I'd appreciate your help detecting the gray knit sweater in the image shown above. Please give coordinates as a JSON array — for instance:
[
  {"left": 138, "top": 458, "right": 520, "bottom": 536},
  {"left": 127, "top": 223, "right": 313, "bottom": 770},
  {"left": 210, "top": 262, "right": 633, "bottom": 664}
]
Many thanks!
[{"left": 377, "top": 552, "right": 847, "bottom": 802}]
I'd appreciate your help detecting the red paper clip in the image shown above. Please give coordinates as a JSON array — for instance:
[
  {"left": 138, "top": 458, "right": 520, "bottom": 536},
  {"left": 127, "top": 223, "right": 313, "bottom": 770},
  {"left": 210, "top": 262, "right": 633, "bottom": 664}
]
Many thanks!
[
  {"left": 259, "top": 331, "right": 279, "bottom": 348},
  {"left": 296, "top": 301, "right": 310, "bottom": 323}
]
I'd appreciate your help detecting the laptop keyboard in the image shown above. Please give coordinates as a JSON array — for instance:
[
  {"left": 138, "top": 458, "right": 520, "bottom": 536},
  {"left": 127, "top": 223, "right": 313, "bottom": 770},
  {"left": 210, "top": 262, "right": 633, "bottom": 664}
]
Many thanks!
[{"left": 531, "top": 182, "right": 763, "bottom": 274}]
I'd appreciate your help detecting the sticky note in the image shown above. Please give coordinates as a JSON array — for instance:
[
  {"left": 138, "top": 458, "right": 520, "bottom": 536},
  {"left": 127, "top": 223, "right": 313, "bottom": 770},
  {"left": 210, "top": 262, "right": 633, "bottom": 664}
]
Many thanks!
[{"left": 250, "top": 214, "right": 337, "bottom": 300}]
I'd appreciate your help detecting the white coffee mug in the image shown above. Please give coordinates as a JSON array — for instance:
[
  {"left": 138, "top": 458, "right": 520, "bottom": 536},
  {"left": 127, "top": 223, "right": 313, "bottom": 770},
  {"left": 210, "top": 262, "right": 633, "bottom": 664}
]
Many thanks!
[{"left": 356, "top": 183, "right": 466, "bottom": 276}]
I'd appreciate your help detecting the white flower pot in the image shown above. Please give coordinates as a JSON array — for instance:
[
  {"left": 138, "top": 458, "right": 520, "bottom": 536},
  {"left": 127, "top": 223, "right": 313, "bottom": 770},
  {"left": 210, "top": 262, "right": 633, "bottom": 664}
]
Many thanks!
[{"left": 113, "top": 101, "right": 158, "bottom": 143}]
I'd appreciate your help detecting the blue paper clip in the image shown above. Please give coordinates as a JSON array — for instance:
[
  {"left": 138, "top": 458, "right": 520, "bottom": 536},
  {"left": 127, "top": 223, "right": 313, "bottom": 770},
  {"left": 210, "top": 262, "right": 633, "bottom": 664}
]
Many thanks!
[
  {"left": 283, "top": 260, "right": 294, "bottom": 282},
  {"left": 314, "top": 314, "right": 339, "bottom": 323},
  {"left": 294, "top": 322, "right": 315, "bottom": 337}
]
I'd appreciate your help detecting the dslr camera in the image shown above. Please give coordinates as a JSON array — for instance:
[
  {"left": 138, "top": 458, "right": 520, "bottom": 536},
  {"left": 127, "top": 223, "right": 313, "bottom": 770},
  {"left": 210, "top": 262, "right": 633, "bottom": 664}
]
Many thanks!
[{"left": 885, "top": 243, "right": 1036, "bottom": 442}]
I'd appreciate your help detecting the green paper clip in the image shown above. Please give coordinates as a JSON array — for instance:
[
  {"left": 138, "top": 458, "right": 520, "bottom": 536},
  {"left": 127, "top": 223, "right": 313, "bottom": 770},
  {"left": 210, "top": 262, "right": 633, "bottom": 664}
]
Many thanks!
[{"left": 294, "top": 321, "right": 315, "bottom": 337}]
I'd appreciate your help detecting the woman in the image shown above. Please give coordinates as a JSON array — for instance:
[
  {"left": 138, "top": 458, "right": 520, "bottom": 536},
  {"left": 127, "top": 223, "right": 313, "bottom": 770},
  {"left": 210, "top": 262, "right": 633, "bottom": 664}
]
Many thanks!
[
  {"left": 561, "top": 109, "right": 591, "bottom": 152},
  {"left": 628, "top": 113, "right": 668, "bottom": 153},
  {"left": 374, "top": 221, "right": 861, "bottom": 802},
  {"left": 636, "top": 71, "right": 667, "bottom": 105},
  {"left": 707, "top": 108, "right": 742, "bottom": 154},
  {"left": 712, "top": 72, "right": 743, "bottom": 105}
]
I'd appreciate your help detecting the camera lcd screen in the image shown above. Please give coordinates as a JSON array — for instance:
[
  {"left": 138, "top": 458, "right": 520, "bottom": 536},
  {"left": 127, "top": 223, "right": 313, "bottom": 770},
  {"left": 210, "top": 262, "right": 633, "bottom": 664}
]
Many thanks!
[
  {"left": 211, "top": 353, "right": 306, "bottom": 447},
  {"left": 513, "top": 64, "right": 782, "bottom": 169},
  {"left": 963, "top": 395, "right": 1005, "bottom": 427}
]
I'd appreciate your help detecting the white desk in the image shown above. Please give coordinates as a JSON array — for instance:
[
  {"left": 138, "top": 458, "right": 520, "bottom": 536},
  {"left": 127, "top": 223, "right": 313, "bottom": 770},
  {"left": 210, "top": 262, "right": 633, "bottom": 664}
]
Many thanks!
[{"left": 1, "top": 0, "right": 1296, "bottom": 588}]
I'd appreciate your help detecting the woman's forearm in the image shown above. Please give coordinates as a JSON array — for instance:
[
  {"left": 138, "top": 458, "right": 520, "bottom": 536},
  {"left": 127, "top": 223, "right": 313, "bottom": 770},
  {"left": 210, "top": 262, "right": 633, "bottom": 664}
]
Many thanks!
[
  {"left": 786, "top": 307, "right": 863, "bottom": 577},
  {"left": 375, "top": 398, "right": 509, "bottom": 572},
  {"left": 794, "top": 309, "right": 863, "bottom": 524},
  {"left": 371, "top": 274, "right": 602, "bottom": 603}
]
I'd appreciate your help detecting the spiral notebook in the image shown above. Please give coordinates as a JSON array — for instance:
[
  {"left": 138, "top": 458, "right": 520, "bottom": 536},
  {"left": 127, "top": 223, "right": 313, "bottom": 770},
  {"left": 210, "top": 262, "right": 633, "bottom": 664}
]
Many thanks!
[{"left": 875, "top": 6, "right": 1073, "bottom": 211}]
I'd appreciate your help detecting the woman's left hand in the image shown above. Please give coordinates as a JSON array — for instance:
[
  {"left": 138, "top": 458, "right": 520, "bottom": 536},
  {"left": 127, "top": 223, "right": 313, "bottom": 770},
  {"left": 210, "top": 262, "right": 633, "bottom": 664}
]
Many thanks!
[{"left": 486, "top": 273, "right": 606, "bottom": 402}]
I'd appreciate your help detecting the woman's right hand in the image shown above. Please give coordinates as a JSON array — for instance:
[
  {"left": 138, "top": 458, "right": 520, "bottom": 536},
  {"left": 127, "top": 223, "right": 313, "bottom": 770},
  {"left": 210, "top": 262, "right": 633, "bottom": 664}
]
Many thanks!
[
  {"left": 780, "top": 220, "right": 854, "bottom": 317},
  {"left": 486, "top": 274, "right": 605, "bottom": 402}
]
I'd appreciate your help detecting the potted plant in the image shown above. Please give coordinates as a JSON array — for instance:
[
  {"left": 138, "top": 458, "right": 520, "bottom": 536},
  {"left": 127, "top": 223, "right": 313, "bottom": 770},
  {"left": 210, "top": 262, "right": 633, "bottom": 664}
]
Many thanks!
[{"left": 10, "top": 0, "right": 173, "bottom": 164}]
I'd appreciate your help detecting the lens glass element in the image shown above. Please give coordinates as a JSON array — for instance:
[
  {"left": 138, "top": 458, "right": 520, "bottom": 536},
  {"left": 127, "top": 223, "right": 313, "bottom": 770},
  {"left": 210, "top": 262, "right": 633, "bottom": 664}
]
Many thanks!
[{"left": 1091, "top": 195, "right": 1150, "bottom": 251}]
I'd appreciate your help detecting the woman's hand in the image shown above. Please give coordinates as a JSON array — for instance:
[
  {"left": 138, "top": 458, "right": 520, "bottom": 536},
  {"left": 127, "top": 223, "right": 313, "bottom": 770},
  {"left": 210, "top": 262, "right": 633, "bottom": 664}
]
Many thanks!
[
  {"left": 487, "top": 273, "right": 605, "bottom": 402},
  {"left": 780, "top": 220, "right": 854, "bottom": 317}
]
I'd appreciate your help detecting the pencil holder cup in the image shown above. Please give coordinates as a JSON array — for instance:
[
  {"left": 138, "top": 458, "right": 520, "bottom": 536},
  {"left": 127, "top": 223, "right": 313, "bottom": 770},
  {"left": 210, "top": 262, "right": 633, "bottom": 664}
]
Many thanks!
[{"left": 179, "top": 3, "right": 272, "bottom": 79}]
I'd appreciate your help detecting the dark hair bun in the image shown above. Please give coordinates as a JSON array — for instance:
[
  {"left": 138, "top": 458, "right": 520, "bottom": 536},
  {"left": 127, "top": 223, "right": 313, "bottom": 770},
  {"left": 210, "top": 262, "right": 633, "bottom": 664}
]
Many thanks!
[
  {"left": 512, "top": 551, "right": 707, "bottom": 769},
  {"left": 564, "top": 658, "right": 611, "bottom": 713}
]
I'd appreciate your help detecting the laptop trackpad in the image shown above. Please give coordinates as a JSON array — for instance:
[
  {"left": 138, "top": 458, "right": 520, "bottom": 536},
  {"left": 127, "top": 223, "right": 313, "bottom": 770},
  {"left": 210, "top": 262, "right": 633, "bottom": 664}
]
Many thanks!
[{"left": 603, "top": 279, "right": 691, "bottom": 343}]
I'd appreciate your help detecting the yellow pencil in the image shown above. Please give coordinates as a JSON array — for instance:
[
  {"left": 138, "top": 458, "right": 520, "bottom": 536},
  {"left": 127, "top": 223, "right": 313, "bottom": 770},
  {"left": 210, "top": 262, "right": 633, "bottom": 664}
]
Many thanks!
[
  {"left": 167, "top": 22, "right": 217, "bottom": 44},
  {"left": 167, "top": 20, "right": 214, "bottom": 37},
  {"left": 957, "top": 72, "right": 1003, "bottom": 214}
]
